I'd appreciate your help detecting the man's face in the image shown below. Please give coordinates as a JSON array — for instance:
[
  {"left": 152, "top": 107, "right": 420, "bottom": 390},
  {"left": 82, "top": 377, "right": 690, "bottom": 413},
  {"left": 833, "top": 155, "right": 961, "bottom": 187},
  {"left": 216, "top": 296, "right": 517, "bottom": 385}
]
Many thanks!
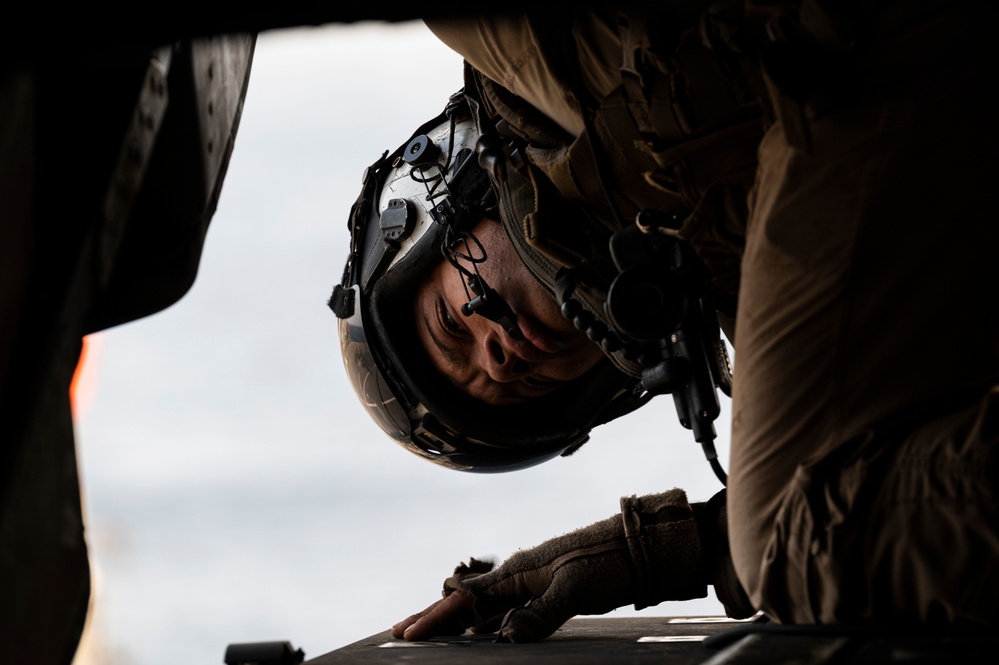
[{"left": 414, "top": 218, "right": 604, "bottom": 405}]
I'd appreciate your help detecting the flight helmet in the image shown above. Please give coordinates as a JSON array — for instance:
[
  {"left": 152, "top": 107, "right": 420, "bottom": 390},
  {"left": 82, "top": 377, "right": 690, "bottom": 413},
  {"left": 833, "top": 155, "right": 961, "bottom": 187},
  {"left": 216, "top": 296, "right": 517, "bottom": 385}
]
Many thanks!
[{"left": 329, "top": 91, "right": 648, "bottom": 472}]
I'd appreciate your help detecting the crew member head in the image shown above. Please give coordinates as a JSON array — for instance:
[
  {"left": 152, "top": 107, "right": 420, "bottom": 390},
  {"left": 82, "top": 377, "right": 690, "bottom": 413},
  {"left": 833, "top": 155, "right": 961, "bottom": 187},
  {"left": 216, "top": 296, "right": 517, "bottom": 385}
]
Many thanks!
[{"left": 330, "top": 90, "right": 648, "bottom": 472}]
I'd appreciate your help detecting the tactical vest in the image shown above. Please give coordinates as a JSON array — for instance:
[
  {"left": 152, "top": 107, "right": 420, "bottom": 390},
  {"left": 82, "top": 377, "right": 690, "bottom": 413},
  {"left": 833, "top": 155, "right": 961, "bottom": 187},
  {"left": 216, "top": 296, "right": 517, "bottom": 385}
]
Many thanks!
[{"left": 465, "top": 8, "right": 766, "bottom": 378}]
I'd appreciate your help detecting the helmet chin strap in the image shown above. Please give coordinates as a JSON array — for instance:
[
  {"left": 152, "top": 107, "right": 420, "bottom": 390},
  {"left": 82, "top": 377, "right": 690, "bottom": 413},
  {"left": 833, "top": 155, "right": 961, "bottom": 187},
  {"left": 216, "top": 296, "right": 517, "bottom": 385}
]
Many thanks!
[{"left": 461, "top": 274, "right": 524, "bottom": 340}]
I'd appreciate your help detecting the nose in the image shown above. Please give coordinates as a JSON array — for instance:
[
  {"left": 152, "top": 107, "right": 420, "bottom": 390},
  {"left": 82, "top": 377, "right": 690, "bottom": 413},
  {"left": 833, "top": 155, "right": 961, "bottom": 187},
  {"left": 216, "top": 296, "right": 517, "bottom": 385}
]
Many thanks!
[{"left": 481, "top": 331, "right": 529, "bottom": 382}]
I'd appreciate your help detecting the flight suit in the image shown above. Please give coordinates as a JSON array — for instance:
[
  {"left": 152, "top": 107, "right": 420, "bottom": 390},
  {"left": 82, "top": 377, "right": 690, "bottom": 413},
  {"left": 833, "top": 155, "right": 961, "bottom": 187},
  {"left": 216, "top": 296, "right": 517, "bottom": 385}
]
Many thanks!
[{"left": 425, "top": 0, "right": 999, "bottom": 624}]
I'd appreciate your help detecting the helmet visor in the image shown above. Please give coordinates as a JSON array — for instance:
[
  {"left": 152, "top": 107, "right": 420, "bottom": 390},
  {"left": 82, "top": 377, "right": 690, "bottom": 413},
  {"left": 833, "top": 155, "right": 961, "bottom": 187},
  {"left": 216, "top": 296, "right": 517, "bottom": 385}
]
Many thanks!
[{"left": 338, "top": 294, "right": 411, "bottom": 443}]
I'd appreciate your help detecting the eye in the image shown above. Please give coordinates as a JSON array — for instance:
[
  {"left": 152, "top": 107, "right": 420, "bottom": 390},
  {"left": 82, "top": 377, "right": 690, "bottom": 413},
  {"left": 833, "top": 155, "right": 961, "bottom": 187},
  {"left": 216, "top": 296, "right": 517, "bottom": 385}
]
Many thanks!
[{"left": 437, "top": 297, "right": 466, "bottom": 337}]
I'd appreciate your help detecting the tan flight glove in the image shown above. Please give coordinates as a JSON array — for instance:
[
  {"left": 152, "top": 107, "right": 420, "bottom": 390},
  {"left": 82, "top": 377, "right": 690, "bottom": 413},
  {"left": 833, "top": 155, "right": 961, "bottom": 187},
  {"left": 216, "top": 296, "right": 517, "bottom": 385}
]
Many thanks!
[{"left": 441, "top": 488, "right": 710, "bottom": 643}]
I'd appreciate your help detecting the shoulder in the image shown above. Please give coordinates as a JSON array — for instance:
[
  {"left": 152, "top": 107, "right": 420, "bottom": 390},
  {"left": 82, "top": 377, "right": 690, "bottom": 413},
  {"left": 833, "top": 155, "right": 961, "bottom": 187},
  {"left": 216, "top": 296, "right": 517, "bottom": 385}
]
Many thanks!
[{"left": 424, "top": 13, "right": 624, "bottom": 138}]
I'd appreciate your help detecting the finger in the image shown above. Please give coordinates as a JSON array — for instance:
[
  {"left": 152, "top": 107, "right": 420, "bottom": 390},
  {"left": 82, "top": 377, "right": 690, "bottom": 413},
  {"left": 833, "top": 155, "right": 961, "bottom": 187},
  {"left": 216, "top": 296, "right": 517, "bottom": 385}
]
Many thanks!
[
  {"left": 401, "top": 589, "right": 477, "bottom": 641},
  {"left": 497, "top": 576, "right": 578, "bottom": 643},
  {"left": 390, "top": 597, "right": 466, "bottom": 639},
  {"left": 391, "top": 598, "right": 443, "bottom": 639}
]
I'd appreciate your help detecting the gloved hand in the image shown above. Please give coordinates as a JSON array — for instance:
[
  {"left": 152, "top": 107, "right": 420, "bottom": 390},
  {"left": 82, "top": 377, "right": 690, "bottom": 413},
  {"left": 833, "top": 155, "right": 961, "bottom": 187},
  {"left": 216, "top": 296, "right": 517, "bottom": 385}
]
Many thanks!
[
  {"left": 391, "top": 488, "right": 709, "bottom": 643},
  {"left": 691, "top": 489, "right": 756, "bottom": 620}
]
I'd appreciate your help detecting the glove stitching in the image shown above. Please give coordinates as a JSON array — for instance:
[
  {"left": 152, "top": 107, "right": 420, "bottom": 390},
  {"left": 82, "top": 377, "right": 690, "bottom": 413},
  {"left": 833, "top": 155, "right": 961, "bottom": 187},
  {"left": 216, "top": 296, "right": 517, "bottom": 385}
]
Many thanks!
[{"left": 548, "top": 538, "right": 628, "bottom": 575}]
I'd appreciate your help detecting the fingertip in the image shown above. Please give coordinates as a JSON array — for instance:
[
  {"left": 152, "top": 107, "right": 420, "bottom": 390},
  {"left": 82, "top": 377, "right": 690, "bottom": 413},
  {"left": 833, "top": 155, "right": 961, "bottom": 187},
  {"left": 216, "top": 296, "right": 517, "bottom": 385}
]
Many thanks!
[{"left": 390, "top": 614, "right": 417, "bottom": 639}]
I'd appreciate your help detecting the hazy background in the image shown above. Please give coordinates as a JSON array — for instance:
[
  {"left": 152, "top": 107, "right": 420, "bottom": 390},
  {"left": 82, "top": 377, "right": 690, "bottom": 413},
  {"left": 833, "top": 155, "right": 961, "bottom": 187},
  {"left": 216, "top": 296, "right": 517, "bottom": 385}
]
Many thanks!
[{"left": 72, "top": 20, "right": 730, "bottom": 664}]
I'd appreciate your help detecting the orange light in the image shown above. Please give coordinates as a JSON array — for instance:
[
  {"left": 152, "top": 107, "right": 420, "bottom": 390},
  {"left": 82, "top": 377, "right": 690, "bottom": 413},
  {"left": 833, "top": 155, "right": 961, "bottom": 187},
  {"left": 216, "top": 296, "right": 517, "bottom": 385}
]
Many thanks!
[{"left": 70, "top": 334, "right": 102, "bottom": 419}]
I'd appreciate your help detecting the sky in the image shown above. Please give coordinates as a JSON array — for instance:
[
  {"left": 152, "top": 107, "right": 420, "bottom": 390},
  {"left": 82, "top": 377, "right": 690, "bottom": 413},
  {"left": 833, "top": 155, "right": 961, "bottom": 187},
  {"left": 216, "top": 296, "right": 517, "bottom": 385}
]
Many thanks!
[{"left": 71, "top": 20, "right": 732, "bottom": 664}]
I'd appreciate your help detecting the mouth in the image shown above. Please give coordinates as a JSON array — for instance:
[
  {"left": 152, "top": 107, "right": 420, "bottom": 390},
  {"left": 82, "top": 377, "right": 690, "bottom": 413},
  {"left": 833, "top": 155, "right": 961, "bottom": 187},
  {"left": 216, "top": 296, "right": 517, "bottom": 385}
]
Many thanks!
[{"left": 511, "top": 313, "right": 563, "bottom": 355}]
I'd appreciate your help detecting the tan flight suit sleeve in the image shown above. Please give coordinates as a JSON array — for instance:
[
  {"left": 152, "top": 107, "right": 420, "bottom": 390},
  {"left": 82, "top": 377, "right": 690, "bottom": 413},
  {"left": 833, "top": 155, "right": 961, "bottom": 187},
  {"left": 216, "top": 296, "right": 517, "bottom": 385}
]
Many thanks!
[{"left": 424, "top": 13, "right": 622, "bottom": 139}]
